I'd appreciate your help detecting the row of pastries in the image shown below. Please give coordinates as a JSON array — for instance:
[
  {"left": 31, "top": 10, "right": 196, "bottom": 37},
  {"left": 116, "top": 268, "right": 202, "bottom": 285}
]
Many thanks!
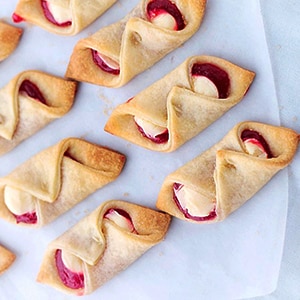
[{"left": 0, "top": 0, "right": 299, "bottom": 297}]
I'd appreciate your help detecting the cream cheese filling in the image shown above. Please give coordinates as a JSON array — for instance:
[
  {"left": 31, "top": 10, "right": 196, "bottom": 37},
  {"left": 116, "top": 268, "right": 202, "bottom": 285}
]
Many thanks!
[{"left": 192, "top": 76, "right": 219, "bottom": 98}]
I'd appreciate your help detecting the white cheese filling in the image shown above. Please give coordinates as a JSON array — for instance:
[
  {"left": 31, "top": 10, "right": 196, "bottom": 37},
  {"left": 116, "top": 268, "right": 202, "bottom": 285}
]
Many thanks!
[
  {"left": 151, "top": 12, "right": 176, "bottom": 30},
  {"left": 46, "top": 0, "right": 72, "bottom": 24},
  {"left": 192, "top": 76, "right": 219, "bottom": 98},
  {"left": 105, "top": 209, "right": 134, "bottom": 232},
  {"left": 243, "top": 138, "right": 268, "bottom": 158},
  {"left": 134, "top": 116, "right": 166, "bottom": 138},
  {"left": 174, "top": 185, "right": 215, "bottom": 217},
  {"left": 4, "top": 186, "right": 36, "bottom": 215},
  {"left": 95, "top": 52, "right": 120, "bottom": 70},
  {"left": 61, "top": 250, "right": 83, "bottom": 273}
]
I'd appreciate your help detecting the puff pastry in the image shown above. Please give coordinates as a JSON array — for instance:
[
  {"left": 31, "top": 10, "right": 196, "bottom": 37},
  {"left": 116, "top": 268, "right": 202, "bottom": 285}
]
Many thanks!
[
  {"left": 37, "top": 199, "right": 171, "bottom": 295},
  {"left": 65, "top": 0, "right": 206, "bottom": 87},
  {"left": 12, "top": 0, "right": 117, "bottom": 36},
  {"left": 0, "top": 21, "right": 23, "bottom": 62},
  {"left": 105, "top": 55, "right": 255, "bottom": 152},
  {"left": 0, "top": 70, "right": 77, "bottom": 156},
  {"left": 0, "top": 244, "right": 16, "bottom": 275},
  {"left": 156, "top": 121, "right": 299, "bottom": 223},
  {"left": 0, "top": 138, "right": 126, "bottom": 227}
]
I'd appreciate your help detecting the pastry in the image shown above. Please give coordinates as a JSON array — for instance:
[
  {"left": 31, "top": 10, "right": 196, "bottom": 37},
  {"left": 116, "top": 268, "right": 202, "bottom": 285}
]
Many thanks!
[
  {"left": 105, "top": 55, "right": 255, "bottom": 152},
  {"left": 0, "top": 138, "right": 126, "bottom": 227},
  {"left": 156, "top": 121, "right": 299, "bottom": 222},
  {"left": 0, "top": 21, "right": 23, "bottom": 62},
  {"left": 37, "top": 199, "right": 171, "bottom": 295},
  {"left": 12, "top": 0, "right": 117, "bottom": 36},
  {"left": 0, "top": 70, "right": 77, "bottom": 156},
  {"left": 0, "top": 244, "right": 16, "bottom": 275},
  {"left": 65, "top": 0, "right": 207, "bottom": 87}
]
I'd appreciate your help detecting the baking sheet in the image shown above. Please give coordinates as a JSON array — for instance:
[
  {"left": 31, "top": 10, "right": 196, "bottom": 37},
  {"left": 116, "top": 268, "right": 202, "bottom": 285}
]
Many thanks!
[{"left": 0, "top": 0, "right": 286, "bottom": 299}]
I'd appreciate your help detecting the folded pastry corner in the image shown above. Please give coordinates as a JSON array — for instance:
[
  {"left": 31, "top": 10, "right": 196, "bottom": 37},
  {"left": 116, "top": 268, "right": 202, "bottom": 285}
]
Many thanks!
[
  {"left": 0, "top": 244, "right": 16, "bottom": 275},
  {"left": 156, "top": 121, "right": 299, "bottom": 222},
  {"left": 0, "top": 138, "right": 126, "bottom": 227},
  {"left": 65, "top": 0, "right": 206, "bottom": 87},
  {"left": 0, "top": 21, "right": 23, "bottom": 62},
  {"left": 36, "top": 199, "right": 171, "bottom": 295},
  {"left": 105, "top": 55, "right": 255, "bottom": 152},
  {"left": 12, "top": 0, "right": 117, "bottom": 35},
  {"left": 0, "top": 70, "right": 77, "bottom": 156}
]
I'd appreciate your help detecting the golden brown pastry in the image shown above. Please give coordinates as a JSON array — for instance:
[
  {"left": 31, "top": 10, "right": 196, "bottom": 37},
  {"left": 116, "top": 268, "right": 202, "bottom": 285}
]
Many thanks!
[
  {"left": 0, "top": 70, "right": 77, "bottom": 156},
  {"left": 156, "top": 121, "right": 299, "bottom": 223},
  {"left": 37, "top": 199, "right": 171, "bottom": 295},
  {"left": 65, "top": 0, "right": 207, "bottom": 87},
  {"left": 0, "top": 138, "right": 126, "bottom": 227},
  {"left": 12, "top": 0, "right": 117, "bottom": 36},
  {"left": 105, "top": 55, "right": 255, "bottom": 152},
  {"left": 0, "top": 21, "right": 23, "bottom": 62},
  {"left": 0, "top": 244, "right": 16, "bottom": 275}
]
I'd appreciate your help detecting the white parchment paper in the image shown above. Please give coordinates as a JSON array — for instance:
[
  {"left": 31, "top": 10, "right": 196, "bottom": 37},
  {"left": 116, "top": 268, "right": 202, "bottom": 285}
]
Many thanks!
[{"left": 0, "top": 0, "right": 286, "bottom": 299}]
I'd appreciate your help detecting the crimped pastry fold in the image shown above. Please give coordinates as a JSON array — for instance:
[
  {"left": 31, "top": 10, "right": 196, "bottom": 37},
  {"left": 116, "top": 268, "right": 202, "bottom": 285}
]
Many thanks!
[
  {"left": 105, "top": 55, "right": 255, "bottom": 152},
  {"left": 13, "top": 0, "right": 117, "bottom": 36},
  {"left": 156, "top": 121, "right": 299, "bottom": 222},
  {"left": 0, "top": 70, "right": 77, "bottom": 156},
  {"left": 0, "top": 138, "right": 126, "bottom": 227},
  {"left": 37, "top": 200, "right": 171, "bottom": 295},
  {"left": 0, "top": 244, "right": 16, "bottom": 275},
  {"left": 65, "top": 0, "right": 206, "bottom": 87},
  {"left": 0, "top": 21, "right": 23, "bottom": 62}
]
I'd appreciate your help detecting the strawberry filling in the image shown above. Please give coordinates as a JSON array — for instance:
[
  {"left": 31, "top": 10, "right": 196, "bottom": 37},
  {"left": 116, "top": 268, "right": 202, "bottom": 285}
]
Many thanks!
[
  {"left": 55, "top": 249, "right": 84, "bottom": 290},
  {"left": 134, "top": 116, "right": 169, "bottom": 144},
  {"left": 147, "top": 0, "right": 185, "bottom": 31},
  {"left": 19, "top": 80, "right": 47, "bottom": 104},
  {"left": 12, "top": 13, "right": 25, "bottom": 23},
  {"left": 91, "top": 50, "right": 120, "bottom": 75},
  {"left": 173, "top": 183, "right": 217, "bottom": 221},
  {"left": 191, "top": 63, "right": 230, "bottom": 99},
  {"left": 241, "top": 129, "right": 273, "bottom": 158},
  {"left": 14, "top": 212, "right": 37, "bottom": 224},
  {"left": 104, "top": 208, "right": 137, "bottom": 233},
  {"left": 41, "top": 0, "right": 72, "bottom": 27}
]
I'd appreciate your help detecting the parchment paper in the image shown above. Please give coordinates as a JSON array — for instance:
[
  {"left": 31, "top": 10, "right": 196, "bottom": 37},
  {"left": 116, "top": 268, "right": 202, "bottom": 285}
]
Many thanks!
[{"left": 0, "top": 1, "right": 285, "bottom": 299}]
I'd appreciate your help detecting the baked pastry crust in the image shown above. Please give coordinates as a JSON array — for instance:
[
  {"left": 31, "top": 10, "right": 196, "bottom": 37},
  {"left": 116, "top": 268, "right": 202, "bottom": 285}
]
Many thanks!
[
  {"left": 0, "top": 244, "right": 16, "bottom": 275},
  {"left": 65, "top": 0, "right": 207, "bottom": 87},
  {"left": 0, "top": 21, "right": 23, "bottom": 62},
  {"left": 13, "top": 0, "right": 117, "bottom": 36},
  {"left": 37, "top": 199, "right": 171, "bottom": 295},
  {"left": 0, "top": 138, "right": 126, "bottom": 227},
  {"left": 156, "top": 121, "right": 299, "bottom": 222},
  {"left": 105, "top": 55, "right": 255, "bottom": 152},
  {"left": 0, "top": 70, "right": 77, "bottom": 156}
]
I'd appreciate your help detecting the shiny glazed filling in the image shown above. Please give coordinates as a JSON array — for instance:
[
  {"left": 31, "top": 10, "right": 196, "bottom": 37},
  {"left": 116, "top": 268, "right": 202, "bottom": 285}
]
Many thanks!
[
  {"left": 104, "top": 208, "right": 137, "bottom": 233},
  {"left": 19, "top": 80, "right": 47, "bottom": 104},
  {"left": 173, "top": 183, "right": 217, "bottom": 222},
  {"left": 191, "top": 63, "right": 230, "bottom": 99},
  {"left": 55, "top": 249, "right": 84, "bottom": 290},
  {"left": 146, "top": 0, "right": 185, "bottom": 30},
  {"left": 91, "top": 50, "right": 120, "bottom": 75},
  {"left": 41, "top": 0, "right": 72, "bottom": 27},
  {"left": 241, "top": 129, "right": 273, "bottom": 158}
]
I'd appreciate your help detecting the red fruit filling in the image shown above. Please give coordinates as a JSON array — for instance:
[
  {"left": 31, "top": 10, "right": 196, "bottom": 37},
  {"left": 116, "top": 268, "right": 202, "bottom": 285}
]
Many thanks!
[
  {"left": 19, "top": 80, "right": 47, "bottom": 104},
  {"left": 241, "top": 129, "right": 273, "bottom": 158},
  {"left": 104, "top": 208, "right": 137, "bottom": 233},
  {"left": 14, "top": 211, "right": 37, "bottom": 224},
  {"left": 173, "top": 183, "right": 217, "bottom": 222},
  {"left": 147, "top": 0, "right": 185, "bottom": 31},
  {"left": 191, "top": 63, "right": 230, "bottom": 99},
  {"left": 41, "top": 0, "right": 72, "bottom": 27},
  {"left": 135, "top": 121, "right": 169, "bottom": 144},
  {"left": 91, "top": 50, "right": 120, "bottom": 75},
  {"left": 55, "top": 249, "right": 84, "bottom": 290},
  {"left": 12, "top": 13, "right": 25, "bottom": 23}
]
